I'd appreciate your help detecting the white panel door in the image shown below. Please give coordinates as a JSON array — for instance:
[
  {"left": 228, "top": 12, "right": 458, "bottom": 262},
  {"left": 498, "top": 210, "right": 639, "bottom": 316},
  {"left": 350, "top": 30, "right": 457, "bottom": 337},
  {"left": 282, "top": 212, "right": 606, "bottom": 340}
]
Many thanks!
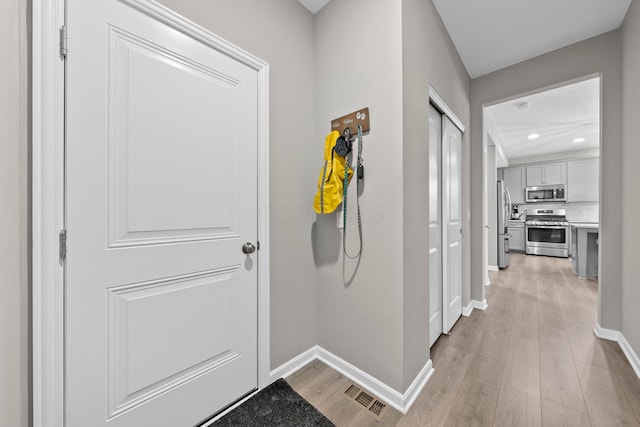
[
  {"left": 442, "top": 116, "right": 463, "bottom": 334},
  {"left": 65, "top": 1, "right": 258, "bottom": 426},
  {"left": 428, "top": 105, "right": 443, "bottom": 347}
]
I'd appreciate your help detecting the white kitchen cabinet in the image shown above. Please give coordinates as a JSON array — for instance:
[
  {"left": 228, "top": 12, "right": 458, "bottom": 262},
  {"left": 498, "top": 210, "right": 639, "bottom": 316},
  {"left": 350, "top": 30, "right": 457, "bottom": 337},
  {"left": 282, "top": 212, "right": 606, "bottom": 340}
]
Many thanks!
[
  {"left": 568, "top": 158, "right": 599, "bottom": 202},
  {"left": 526, "top": 162, "right": 566, "bottom": 186},
  {"left": 526, "top": 165, "right": 544, "bottom": 186},
  {"left": 508, "top": 221, "right": 525, "bottom": 251},
  {"left": 504, "top": 166, "right": 525, "bottom": 204}
]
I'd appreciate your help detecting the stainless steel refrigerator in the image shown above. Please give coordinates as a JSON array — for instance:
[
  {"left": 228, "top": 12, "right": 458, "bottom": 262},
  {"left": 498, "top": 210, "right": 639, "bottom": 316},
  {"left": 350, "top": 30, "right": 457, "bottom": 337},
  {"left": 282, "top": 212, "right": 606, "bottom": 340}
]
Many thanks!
[{"left": 497, "top": 180, "right": 511, "bottom": 269}]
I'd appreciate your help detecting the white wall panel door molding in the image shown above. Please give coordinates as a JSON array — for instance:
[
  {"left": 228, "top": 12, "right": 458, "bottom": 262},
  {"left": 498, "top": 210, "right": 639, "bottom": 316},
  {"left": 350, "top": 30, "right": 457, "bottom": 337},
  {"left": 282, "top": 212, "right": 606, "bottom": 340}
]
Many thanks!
[
  {"left": 32, "top": 0, "right": 269, "bottom": 425},
  {"left": 442, "top": 116, "right": 463, "bottom": 333},
  {"left": 428, "top": 104, "right": 443, "bottom": 347}
]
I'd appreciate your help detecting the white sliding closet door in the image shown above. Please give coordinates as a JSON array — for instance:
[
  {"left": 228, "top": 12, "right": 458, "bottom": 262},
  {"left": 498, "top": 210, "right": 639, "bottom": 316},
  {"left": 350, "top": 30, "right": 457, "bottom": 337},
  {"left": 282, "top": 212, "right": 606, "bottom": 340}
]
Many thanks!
[
  {"left": 429, "top": 104, "right": 463, "bottom": 345},
  {"left": 442, "top": 116, "right": 463, "bottom": 333}
]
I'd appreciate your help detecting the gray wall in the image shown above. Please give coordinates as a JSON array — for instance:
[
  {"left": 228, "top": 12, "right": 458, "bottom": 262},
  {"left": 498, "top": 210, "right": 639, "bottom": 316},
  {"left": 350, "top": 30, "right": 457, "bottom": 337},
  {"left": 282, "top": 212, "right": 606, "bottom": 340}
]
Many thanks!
[
  {"left": 14, "top": 3, "right": 637, "bottom": 423},
  {"left": 0, "top": 0, "right": 29, "bottom": 426},
  {"left": 314, "top": 0, "right": 405, "bottom": 392},
  {"left": 314, "top": 0, "right": 470, "bottom": 393},
  {"left": 400, "top": 0, "right": 470, "bottom": 390},
  {"left": 155, "top": 0, "right": 318, "bottom": 370},
  {"left": 622, "top": 1, "right": 640, "bottom": 354},
  {"left": 470, "top": 31, "right": 623, "bottom": 331}
]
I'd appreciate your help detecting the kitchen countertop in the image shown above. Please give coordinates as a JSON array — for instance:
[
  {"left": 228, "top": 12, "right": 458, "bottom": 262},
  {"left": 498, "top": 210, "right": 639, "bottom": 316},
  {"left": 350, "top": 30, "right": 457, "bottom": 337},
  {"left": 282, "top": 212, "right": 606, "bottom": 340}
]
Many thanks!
[{"left": 569, "top": 222, "right": 599, "bottom": 229}]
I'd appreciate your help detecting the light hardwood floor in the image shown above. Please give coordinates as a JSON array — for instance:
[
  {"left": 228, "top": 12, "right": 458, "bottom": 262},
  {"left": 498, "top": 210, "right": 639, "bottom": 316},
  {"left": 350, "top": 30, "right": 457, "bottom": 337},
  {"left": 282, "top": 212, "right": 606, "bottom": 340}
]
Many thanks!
[{"left": 287, "top": 254, "right": 640, "bottom": 426}]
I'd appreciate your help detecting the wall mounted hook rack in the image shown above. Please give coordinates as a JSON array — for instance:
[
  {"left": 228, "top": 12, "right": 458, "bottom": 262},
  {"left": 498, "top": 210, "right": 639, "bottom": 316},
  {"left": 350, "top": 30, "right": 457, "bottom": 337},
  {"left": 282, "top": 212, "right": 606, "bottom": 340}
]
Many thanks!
[{"left": 331, "top": 107, "right": 370, "bottom": 136}]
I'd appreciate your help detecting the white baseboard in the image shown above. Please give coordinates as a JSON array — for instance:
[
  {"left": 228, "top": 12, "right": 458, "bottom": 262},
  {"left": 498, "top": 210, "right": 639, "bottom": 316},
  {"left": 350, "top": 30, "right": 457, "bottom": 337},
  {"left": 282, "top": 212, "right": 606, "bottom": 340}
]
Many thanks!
[
  {"left": 593, "top": 325, "right": 640, "bottom": 379},
  {"left": 316, "top": 347, "right": 433, "bottom": 414},
  {"left": 619, "top": 334, "right": 640, "bottom": 379},
  {"left": 462, "top": 301, "right": 474, "bottom": 317},
  {"left": 270, "top": 346, "right": 318, "bottom": 381},
  {"left": 271, "top": 345, "right": 433, "bottom": 415},
  {"left": 401, "top": 358, "right": 434, "bottom": 413},
  {"left": 472, "top": 299, "right": 488, "bottom": 310},
  {"left": 488, "top": 265, "right": 499, "bottom": 272},
  {"left": 593, "top": 324, "right": 619, "bottom": 341}
]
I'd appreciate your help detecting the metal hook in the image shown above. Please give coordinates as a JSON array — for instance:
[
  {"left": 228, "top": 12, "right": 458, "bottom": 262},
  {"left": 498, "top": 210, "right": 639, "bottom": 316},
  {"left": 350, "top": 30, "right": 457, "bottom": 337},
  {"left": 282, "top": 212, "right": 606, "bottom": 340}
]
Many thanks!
[{"left": 343, "top": 127, "right": 354, "bottom": 142}]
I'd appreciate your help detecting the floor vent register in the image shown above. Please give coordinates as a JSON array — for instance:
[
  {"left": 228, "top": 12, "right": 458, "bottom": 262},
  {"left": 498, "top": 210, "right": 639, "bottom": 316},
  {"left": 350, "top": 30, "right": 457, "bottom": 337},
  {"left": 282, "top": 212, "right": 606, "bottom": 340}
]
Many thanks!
[{"left": 343, "top": 384, "right": 389, "bottom": 421}]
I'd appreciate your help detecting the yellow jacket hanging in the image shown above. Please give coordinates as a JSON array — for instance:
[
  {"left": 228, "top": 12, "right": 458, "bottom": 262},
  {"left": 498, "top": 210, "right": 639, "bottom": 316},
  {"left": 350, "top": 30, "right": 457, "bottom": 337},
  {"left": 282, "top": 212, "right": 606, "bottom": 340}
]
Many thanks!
[{"left": 313, "top": 130, "right": 353, "bottom": 214}]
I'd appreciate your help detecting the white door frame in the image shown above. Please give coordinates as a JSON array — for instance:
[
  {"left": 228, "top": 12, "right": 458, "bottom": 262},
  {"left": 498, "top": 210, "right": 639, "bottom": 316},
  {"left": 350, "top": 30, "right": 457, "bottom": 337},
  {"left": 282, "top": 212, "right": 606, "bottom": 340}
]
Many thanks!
[
  {"left": 427, "top": 103, "right": 442, "bottom": 347},
  {"left": 32, "top": 1, "right": 270, "bottom": 425},
  {"left": 429, "top": 86, "right": 465, "bottom": 134},
  {"left": 479, "top": 73, "right": 602, "bottom": 308}
]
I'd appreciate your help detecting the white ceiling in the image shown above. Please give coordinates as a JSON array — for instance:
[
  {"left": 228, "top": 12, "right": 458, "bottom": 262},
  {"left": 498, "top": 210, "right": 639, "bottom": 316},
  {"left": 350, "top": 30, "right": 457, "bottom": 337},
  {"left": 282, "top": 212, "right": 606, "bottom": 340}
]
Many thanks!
[
  {"left": 302, "top": 1, "right": 632, "bottom": 79},
  {"left": 297, "top": 0, "right": 330, "bottom": 15},
  {"left": 299, "top": 1, "right": 620, "bottom": 163},
  {"left": 431, "top": 0, "right": 631, "bottom": 78},
  {"left": 485, "top": 77, "right": 600, "bottom": 161}
]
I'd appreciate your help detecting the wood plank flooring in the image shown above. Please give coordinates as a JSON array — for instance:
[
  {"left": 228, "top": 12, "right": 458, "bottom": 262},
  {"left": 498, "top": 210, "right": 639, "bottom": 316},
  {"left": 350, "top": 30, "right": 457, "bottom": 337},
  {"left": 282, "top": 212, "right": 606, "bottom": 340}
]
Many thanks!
[{"left": 287, "top": 254, "right": 640, "bottom": 426}]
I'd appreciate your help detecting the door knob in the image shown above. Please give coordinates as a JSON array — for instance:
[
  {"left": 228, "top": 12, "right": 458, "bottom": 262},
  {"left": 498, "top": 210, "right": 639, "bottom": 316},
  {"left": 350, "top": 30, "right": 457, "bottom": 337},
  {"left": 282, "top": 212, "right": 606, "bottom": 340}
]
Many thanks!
[{"left": 242, "top": 242, "right": 256, "bottom": 254}]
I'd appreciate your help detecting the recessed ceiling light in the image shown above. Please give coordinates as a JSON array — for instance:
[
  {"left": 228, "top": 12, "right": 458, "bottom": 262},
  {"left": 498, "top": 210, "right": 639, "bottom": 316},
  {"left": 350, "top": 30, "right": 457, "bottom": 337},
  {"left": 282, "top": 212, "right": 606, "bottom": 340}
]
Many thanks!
[
  {"left": 528, "top": 133, "right": 540, "bottom": 140},
  {"left": 573, "top": 137, "right": 585, "bottom": 143}
]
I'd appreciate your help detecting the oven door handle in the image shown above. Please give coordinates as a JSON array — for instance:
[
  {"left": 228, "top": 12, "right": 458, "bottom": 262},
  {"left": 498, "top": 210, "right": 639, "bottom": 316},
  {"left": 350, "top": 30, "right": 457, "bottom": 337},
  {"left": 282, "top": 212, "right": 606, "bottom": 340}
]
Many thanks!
[{"left": 526, "top": 225, "right": 567, "bottom": 230}]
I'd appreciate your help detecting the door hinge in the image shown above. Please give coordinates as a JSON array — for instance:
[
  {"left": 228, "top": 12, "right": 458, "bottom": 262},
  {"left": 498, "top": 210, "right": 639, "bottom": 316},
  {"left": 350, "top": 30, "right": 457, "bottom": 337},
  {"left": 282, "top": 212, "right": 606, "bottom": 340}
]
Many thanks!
[
  {"left": 59, "top": 25, "right": 68, "bottom": 59},
  {"left": 257, "top": 241, "right": 260, "bottom": 250},
  {"left": 59, "top": 229, "right": 67, "bottom": 262}
]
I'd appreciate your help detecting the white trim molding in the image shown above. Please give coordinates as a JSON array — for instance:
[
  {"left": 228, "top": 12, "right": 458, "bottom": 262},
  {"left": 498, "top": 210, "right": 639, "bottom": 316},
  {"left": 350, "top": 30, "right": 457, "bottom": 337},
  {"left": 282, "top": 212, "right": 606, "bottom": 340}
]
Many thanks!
[
  {"left": 488, "top": 265, "right": 498, "bottom": 272},
  {"left": 316, "top": 347, "right": 433, "bottom": 415},
  {"left": 270, "top": 346, "right": 434, "bottom": 415},
  {"left": 593, "top": 324, "right": 619, "bottom": 341},
  {"left": 32, "top": 0, "right": 66, "bottom": 426},
  {"left": 33, "top": 0, "right": 270, "bottom": 424},
  {"left": 473, "top": 299, "right": 489, "bottom": 310},
  {"left": 255, "top": 33, "right": 271, "bottom": 393},
  {"left": 269, "top": 347, "right": 318, "bottom": 382},
  {"left": 401, "top": 358, "right": 434, "bottom": 413},
  {"left": 462, "top": 301, "right": 474, "bottom": 317},
  {"left": 593, "top": 325, "right": 640, "bottom": 380},
  {"left": 429, "top": 85, "right": 465, "bottom": 133},
  {"left": 463, "top": 299, "right": 488, "bottom": 316}
]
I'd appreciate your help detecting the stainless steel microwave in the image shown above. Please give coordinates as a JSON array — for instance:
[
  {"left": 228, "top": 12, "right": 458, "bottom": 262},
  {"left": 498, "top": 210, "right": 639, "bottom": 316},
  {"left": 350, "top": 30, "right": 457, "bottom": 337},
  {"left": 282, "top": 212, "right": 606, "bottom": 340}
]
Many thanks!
[{"left": 525, "top": 185, "right": 566, "bottom": 203}]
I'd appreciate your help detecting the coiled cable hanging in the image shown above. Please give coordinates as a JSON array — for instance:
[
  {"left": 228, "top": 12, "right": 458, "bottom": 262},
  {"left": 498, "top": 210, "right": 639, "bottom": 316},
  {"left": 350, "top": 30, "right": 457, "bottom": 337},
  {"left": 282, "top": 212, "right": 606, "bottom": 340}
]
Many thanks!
[{"left": 342, "top": 125, "right": 363, "bottom": 259}]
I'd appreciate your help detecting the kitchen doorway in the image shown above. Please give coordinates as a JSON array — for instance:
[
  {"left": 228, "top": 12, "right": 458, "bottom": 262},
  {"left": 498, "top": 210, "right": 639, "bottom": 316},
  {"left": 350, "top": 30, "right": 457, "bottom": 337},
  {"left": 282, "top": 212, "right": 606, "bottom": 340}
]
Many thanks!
[{"left": 482, "top": 74, "right": 602, "bottom": 298}]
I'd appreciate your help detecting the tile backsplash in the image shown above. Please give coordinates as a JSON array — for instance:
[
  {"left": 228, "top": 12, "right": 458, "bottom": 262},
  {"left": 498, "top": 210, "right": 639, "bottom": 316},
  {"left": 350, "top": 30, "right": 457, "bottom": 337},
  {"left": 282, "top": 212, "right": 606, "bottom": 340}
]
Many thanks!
[{"left": 512, "top": 202, "right": 599, "bottom": 223}]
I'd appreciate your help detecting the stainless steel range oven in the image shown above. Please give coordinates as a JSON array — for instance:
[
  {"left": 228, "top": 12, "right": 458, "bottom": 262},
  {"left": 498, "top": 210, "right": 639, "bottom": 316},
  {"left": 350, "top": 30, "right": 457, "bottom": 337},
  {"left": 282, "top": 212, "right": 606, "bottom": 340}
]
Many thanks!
[{"left": 525, "top": 208, "right": 569, "bottom": 258}]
